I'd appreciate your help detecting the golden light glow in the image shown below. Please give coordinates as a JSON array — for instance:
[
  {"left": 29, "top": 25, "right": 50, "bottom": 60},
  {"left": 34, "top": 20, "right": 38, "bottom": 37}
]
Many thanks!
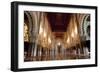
[
  {"left": 24, "top": 23, "right": 28, "bottom": 33},
  {"left": 71, "top": 26, "right": 78, "bottom": 38},
  {"left": 75, "top": 26, "right": 78, "bottom": 35},
  {"left": 67, "top": 37, "right": 69, "bottom": 43},
  {"left": 24, "top": 23, "right": 29, "bottom": 42},
  {"left": 39, "top": 25, "right": 43, "bottom": 35},
  {"left": 43, "top": 31, "right": 46, "bottom": 38},
  {"left": 71, "top": 32, "right": 74, "bottom": 38},
  {"left": 48, "top": 37, "right": 51, "bottom": 44},
  {"left": 58, "top": 42, "right": 61, "bottom": 46}
]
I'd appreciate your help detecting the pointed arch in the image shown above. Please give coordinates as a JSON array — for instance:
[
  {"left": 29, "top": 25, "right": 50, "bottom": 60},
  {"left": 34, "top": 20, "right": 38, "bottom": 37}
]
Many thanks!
[{"left": 80, "top": 14, "right": 90, "bottom": 41}]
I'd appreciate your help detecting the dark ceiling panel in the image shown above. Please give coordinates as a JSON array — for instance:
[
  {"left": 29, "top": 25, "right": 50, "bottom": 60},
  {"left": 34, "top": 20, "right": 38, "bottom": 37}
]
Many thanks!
[{"left": 46, "top": 12, "right": 71, "bottom": 32}]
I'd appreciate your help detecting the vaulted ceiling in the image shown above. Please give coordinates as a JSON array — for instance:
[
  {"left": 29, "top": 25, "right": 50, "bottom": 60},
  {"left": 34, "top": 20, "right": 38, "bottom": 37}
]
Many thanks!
[
  {"left": 46, "top": 12, "right": 71, "bottom": 32},
  {"left": 46, "top": 12, "right": 71, "bottom": 38}
]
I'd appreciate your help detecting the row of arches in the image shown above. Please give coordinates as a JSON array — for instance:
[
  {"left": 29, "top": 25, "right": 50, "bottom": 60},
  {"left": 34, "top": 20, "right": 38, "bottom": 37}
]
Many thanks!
[{"left": 24, "top": 11, "right": 90, "bottom": 61}]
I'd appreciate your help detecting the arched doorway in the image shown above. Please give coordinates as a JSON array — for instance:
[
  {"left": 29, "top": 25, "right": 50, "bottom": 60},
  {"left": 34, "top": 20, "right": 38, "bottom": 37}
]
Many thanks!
[
  {"left": 24, "top": 11, "right": 42, "bottom": 61},
  {"left": 79, "top": 15, "right": 90, "bottom": 58},
  {"left": 24, "top": 11, "right": 37, "bottom": 61}
]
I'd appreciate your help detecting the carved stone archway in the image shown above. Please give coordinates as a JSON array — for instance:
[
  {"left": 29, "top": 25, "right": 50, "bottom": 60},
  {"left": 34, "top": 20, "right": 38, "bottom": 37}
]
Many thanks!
[{"left": 80, "top": 15, "right": 90, "bottom": 41}]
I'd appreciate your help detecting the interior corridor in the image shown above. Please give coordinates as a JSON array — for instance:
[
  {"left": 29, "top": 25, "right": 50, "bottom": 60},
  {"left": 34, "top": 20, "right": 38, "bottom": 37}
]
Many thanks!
[{"left": 24, "top": 11, "right": 90, "bottom": 62}]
